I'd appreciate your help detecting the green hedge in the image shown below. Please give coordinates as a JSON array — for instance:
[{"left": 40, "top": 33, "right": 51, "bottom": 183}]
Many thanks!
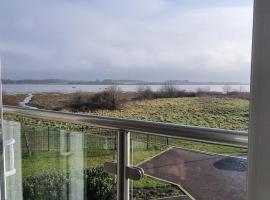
[
  {"left": 23, "top": 171, "right": 69, "bottom": 200},
  {"left": 84, "top": 167, "right": 116, "bottom": 200},
  {"left": 23, "top": 167, "right": 116, "bottom": 200}
]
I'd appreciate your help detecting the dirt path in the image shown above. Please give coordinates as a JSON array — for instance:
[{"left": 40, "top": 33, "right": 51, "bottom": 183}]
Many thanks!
[{"left": 139, "top": 148, "right": 247, "bottom": 200}]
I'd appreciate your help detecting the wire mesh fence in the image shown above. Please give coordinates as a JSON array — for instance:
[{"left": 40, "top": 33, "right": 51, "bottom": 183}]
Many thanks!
[{"left": 20, "top": 124, "right": 169, "bottom": 157}]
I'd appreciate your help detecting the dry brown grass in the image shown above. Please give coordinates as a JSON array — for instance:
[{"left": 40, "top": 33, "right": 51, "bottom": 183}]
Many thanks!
[
  {"left": 29, "top": 92, "right": 136, "bottom": 111},
  {"left": 3, "top": 94, "right": 27, "bottom": 106},
  {"left": 28, "top": 93, "right": 80, "bottom": 110}
]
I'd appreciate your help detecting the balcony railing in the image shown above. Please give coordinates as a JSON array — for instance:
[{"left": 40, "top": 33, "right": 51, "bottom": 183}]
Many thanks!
[{"left": 3, "top": 105, "right": 248, "bottom": 200}]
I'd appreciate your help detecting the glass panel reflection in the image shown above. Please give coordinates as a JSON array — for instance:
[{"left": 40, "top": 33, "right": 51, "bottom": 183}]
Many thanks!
[
  {"left": 3, "top": 120, "right": 117, "bottom": 200},
  {"left": 3, "top": 121, "right": 23, "bottom": 200}
]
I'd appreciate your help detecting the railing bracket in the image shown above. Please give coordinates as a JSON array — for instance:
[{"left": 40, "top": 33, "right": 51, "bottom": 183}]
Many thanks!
[{"left": 104, "top": 161, "right": 144, "bottom": 181}]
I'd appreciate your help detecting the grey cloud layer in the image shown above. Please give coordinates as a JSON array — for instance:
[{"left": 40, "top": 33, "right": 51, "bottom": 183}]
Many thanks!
[{"left": 0, "top": 0, "right": 253, "bottom": 81}]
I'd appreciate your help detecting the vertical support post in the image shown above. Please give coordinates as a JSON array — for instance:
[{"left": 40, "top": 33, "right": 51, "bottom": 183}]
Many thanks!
[
  {"left": 146, "top": 135, "right": 149, "bottom": 150},
  {"left": 117, "top": 129, "right": 130, "bottom": 200},
  {"left": 248, "top": 0, "right": 270, "bottom": 199},
  {"left": 0, "top": 57, "right": 6, "bottom": 200}
]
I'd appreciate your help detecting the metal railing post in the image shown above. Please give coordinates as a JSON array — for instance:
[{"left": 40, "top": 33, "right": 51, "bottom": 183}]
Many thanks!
[{"left": 117, "top": 129, "right": 130, "bottom": 200}]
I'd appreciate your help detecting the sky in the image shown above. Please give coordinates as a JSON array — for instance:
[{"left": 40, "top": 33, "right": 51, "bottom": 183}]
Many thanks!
[{"left": 0, "top": 0, "right": 253, "bottom": 82}]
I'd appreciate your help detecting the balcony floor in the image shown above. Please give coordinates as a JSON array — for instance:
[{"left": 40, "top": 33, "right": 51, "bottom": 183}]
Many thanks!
[{"left": 139, "top": 148, "right": 247, "bottom": 200}]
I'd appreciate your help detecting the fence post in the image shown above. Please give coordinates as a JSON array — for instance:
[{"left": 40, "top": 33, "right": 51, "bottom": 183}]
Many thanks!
[
  {"left": 48, "top": 127, "right": 50, "bottom": 151},
  {"left": 117, "top": 129, "right": 130, "bottom": 200},
  {"left": 146, "top": 135, "right": 149, "bottom": 150},
  {"left": 23, "top": 126, "right": 31, "bottom": 157}
]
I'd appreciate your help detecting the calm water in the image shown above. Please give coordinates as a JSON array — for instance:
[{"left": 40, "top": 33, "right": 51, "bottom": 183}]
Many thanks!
[{"left": 3, "top": 84, "right": 250, "bottom": 94}]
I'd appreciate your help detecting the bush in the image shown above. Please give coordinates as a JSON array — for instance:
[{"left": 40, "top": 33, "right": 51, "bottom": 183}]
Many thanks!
[
  {"left": 23, "top": 167, "right": 116, "bottom": 200},
  {"left": 136, "top": 86, "right": 155, "bottom": 100},
  {"left": 227, "top": 91, "right": 250, "bottom": 99},
  {"left": 69, "top": 92, "right": 89, "bottom": 112},
  {"left": 135, "top": 83, "right": 196, "bottom": 100},
  {"left": 84, "top": 167, "right": 116, "bottom": 200},
  {"left": 89, "top": 86, "right": 122, "bottom": 110},
  {"left": 23, "top": 171, "right": 69, "bottom": 200},
  {"left": 157, "top": 82, "right": 178, "bottom": 98},
  {"left": 69, "top": 86, "right": 123, "bottom": 111}
]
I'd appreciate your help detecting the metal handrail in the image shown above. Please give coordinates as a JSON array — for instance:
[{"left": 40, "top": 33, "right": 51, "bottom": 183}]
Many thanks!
[{"left": 3, "top": 105, "right": 248, "bottom": 148}]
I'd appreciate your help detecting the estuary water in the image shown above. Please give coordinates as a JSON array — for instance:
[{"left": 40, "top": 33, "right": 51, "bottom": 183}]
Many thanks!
[{"left": 3, "top": 84, "right": 250, "bottom": 95}]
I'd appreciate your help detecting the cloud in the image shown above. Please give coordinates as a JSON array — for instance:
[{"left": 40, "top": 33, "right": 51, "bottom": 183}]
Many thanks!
[{"left": 0, "top": 0, "right": 253, "bottom": 81}]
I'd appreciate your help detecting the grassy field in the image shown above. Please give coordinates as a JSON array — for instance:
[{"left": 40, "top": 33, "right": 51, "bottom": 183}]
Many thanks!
[
  {"left": 9, "top": 95, "right": 249, "bottom": 131},
  {"left": 6, "top": 93, "right": 249, "bottom": 131},
  {"left": 91, "top": 97, "right": 249, "bottom": 131},
  {"left": 92, "top": 97, "right": 249, "bottom": 154},
  {"left": 5, "top": 96, "right": 249, "bottom": 154}
]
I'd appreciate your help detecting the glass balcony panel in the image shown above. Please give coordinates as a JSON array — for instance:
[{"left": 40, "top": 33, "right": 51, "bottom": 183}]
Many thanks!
[
  {"left": 3, "top": 120, "right": 117, "bottom": 200},
  {"left": 3, "top": 121, "right": 23, "bottom": 200},
  {"left": 130, "top": 132, "right": 247, "bottom": 200},
  {"left": 130, "top": 132, "right": 186, "bottom": 200}
]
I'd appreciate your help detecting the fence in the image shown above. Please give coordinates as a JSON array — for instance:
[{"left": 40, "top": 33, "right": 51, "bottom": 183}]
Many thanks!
[{"left": 20, "top": 124, "right": 168, "bottom": 157}]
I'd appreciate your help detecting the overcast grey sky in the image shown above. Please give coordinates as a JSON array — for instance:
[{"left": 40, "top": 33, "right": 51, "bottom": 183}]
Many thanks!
[{"left": 0, "top": 0, "right": 253, "bottom": 81}]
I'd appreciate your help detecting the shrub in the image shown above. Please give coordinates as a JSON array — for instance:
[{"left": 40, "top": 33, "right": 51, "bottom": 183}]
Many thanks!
[
  {"left": 227, "top": 91, "right": 250, "bottom": 99},
  {"left": 84, "top": 167, "right": 116, "bottom": 200},
  {"left": 23, "top": 171, "right": 69, "bottom": 200},
  {"left": 136, "top": 86, "right": 155, "bottom": 100},
  {"left": 69, "top": 92, "right": 89, "bottom": 112},
  {"left": 135, "top": 83, "right": 196, "bottom": 100},
  {"left": 157, "top": 82, "right": 178, "bottom": 98},
  {"left": 23, "top": 167, "right": 116, "bottom": 200},
  {"left": 69, "top": 86, "right": 122, "bottom": 111},
  {"left": 223, "top": 85, "right": 232, "bottom": 94},
  {"left": 89, "top": 86, "right": 122, "bottom": 110}
]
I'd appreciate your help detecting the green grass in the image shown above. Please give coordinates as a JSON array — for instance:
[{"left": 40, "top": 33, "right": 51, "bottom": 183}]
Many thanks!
[
  {"left": 168, "top": 139, "right": 247, "bottom": 154},
  {"left": 5, "top": 97, "right": 248, "bottom": 154},
  {"left": 22, "top": 151, "right": 113, "bottom": 177},
  {"left": 5, "top": 97, "right": 249, "bottom": 131},
  {"left": 92, "top": 97, "right": 249, "bottom": 154},
  {"left": 133, "top": 176, "right": 167, "bottom": 188},
  {"left": 92, "top": 97, "right": 249, "bottom": 131},
  {"left": 132, "top": 176, "right": 183, "bottom": 199},
  {"left": 22, "top": 149, "right": 161, "bottom": 177},
  {"left": 21, "top": 149, "right": 168, "bottom": 192}
]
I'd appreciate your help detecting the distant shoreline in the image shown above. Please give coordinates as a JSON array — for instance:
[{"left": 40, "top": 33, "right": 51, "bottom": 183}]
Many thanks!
[
  {"left": 2, "top": 79, "right": 249, "bottom": 85},
  {"left": 3, "top": 84, "right": 250, "bottom": 95},
  {"left": 3, "top": 83, "right": 249, "bottom": 85}
]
